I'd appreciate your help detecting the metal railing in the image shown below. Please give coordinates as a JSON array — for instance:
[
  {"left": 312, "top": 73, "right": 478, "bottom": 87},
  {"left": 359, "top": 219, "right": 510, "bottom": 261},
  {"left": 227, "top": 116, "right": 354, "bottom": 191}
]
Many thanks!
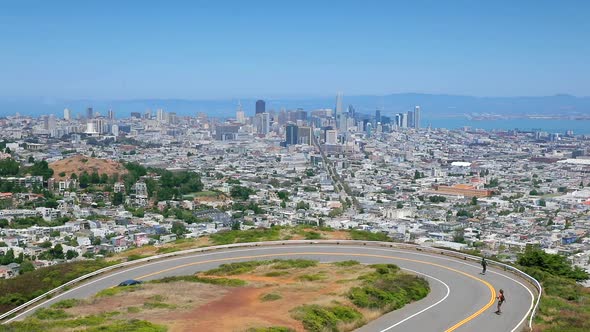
[{"left": 0, "top": 240, "right": 542, "bottom": 330}]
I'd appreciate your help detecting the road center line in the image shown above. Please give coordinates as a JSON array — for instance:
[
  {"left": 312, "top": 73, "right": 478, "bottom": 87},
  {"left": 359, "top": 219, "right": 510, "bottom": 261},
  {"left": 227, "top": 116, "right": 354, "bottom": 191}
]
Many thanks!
[{"left": 135, "top": 251, "right": 495, "bottom": 331}]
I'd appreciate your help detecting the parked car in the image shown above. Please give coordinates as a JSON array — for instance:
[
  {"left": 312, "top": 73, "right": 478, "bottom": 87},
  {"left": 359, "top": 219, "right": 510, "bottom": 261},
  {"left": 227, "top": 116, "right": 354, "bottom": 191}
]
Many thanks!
[{"left": 118, "top": 279, "right": 143, "bottom": 286}]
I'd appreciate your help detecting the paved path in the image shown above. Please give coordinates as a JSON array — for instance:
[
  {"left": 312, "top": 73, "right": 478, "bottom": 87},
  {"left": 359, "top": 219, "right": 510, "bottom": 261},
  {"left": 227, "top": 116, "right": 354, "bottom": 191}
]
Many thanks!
[{"left": 5, "top": 245, "right": 537, "bottom": 331}]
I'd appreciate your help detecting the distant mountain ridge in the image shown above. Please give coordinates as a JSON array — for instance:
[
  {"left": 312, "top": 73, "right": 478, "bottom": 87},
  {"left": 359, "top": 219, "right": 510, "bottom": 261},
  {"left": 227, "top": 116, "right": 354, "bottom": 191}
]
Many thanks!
[{"left": 1, "top": 93, "right": 589, "bottom": 118}]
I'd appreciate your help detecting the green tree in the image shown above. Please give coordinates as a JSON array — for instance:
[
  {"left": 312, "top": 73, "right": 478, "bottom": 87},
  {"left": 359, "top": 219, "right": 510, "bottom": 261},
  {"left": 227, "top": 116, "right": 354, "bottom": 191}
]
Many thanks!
[
  {"left": 90, "top": 171, "right": 100, "bottom": 184},
  {"left": 171, "top": 222, "right": 188, "bottom": 237},
  {"left": 19, "top": 260, "right": 35, "bottom": 274},
  {"left": 112, "top": 192, "right": 124, "bottom": 206},
  {"left": 1, "top": 249, "right": 15, "bottom": 265},
  {"left": 39, "top": 241, "right": 52, "bottom": 248},
  {"left": 518, "top": 247, "right": 589, "bottom": 281},
  {"left": 230, "top": 186, "right": 255, "bottom": 200},
  {"left": 66, "top": 250, "right": 79, "bottom": 260},
  {"left": 231, "top": 221, "right": 241, "bottom": 230},
  {"left": 29, "top": 161, "right": 54, "bottom": 180},
  {"left": 49, "top": 244, "right": 65, "bottom": 260},
  {"left": 277, "top": 191, "right": 289, "bottom": 201},
  {"left": 0, "top": 158, "right": 20, "bottom": 176},
  {"left": 79, "top": 171, "right": 90, "bottom": 188},
  {"left": 471, "top": 196, "right": 478, "bottom": 205}
]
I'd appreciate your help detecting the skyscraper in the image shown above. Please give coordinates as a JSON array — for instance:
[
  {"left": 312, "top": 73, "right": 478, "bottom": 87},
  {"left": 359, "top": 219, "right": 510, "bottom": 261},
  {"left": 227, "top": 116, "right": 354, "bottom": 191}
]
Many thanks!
[
  {"left": 285, "top": 124, "right": 298, "bottom": 146},
  {"left": 375, "top": 109, "right": 381, "bottom": 124},
  {"left": 108, "top": 109, "right": 115, "bottom": 120},
  {"left": 86, "top": 107, "right": 94, "bottom": 120},
  {"left": 236, "top": 101, "right": 246, "bottom": 123},
  {"left": 325, "top": 129, "right": 338, "bottom": 145},
  {"left": 156, "top": 109, "right": 165, "bottom": 122},
  {"left": 407, "top": 110, "right": 414, "bottom": 128},
  {"left": 63, "top": 108, "right": 71, "bottom": 120},
  {"left": 255, "top": 100, "right": 266, "bottom": 114},
  {"left": 414, "top": 106, "right": 421, "bottom": 129},
  {"left": 335, "top": 92, "right": 344, "bottom": 130}
]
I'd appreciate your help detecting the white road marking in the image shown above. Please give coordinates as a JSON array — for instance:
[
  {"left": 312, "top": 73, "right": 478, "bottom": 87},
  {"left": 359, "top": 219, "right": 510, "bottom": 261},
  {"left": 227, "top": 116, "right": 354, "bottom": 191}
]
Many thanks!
[
  {"left": 379, "top": 267, "right": 451, "bottom": 332},
  {"left": 3, "top": 244, "right": 533, "bottom": 331}
]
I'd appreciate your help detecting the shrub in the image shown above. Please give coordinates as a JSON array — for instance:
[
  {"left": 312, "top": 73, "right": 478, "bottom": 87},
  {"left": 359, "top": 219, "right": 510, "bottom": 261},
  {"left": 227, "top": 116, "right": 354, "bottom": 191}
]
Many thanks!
[
  {"left": 34, "top": 308, "right": 71, "bottom": 320},
  {"left": 149, "top": 275, "right": 246, "bottom": 287},
  {"left": 349, "top": 230, "right": 391, "bottom": 242},
  {"left": 291, "top": 304, "right": 363, "bottom": 332},
  {"left": 333, "top": 260, "right": 360, "bottom": 267},
  {"left": 298, "top": 273, "right": 326, "bottom": 282},
  {"left": 272, "top": 259, "right": 317, "bottom": 270},
  {"left": 348, "top": 264, "right": 429, "bottom": 312},
  {"left": 260, "top": 293, "right": 282, "bottom": 302}
]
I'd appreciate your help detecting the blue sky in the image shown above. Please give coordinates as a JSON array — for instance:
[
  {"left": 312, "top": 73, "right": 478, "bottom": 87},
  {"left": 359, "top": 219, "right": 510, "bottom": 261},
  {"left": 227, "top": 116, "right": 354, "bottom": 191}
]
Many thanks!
[{"left": 0, "top": 0, "right": 588, "bottom": 99}]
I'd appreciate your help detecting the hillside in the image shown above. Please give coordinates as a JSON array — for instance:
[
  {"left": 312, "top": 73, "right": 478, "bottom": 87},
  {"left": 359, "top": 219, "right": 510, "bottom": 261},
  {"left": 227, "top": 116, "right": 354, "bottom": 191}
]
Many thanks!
[
  {"left": 3, "top": 260, "right": 429, "bottom": 332},
  {"left": 49, "top": 155, "right": 127, "bottom": 181}
]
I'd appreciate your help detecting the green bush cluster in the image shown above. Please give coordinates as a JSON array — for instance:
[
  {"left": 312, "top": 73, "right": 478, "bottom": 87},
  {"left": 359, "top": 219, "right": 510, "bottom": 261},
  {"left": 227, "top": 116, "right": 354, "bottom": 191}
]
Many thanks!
[
  {"left": 204, "top": 261, "right": 272, "bottom": 275},
  {"left": 297, "top": 273, "right": 326, "bottom": 282},
  {"left": 149, "top": 275, "right": 246, "bottom": 287},
  {"left": 348, "top": 264, "right": 429, "bottom": 311},
  {"left": 517, "top": 247, "right": 589, "bottom": 281},
  {"left": 0, "top": 312, "right": 164, "bottom": 332},
  {"left": 272, "top": 259, "right": 317, "bottom": 270},
  {"left": 210, "top": 227, "right": 281, "bottom": 245},
  {"left": 349, "top": 230, "right": 391, "bottom": 242},
  {"left": 0, "top": 260, "right": 116, "bottom": 314},
  {"left": 333, "top": 260, "right": 360, "bottom": 267},
  {"left": 291, "top": 303, "right": 363, "bottom": 332},
  {"left": 260, "top": 293, "right": 282, "bottom": 302}
]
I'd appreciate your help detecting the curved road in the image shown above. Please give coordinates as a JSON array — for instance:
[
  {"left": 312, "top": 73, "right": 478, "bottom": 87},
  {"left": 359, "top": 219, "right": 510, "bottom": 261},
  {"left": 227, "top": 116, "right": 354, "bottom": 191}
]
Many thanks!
[{"left": 5, "top": 245, "right": 537, "bottom": 331}]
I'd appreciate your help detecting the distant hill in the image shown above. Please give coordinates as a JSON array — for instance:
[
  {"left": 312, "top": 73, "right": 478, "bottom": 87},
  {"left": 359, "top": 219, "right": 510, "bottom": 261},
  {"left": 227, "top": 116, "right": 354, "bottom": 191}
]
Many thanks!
[
  {"left": 1, "top": 93, "right": 590, "bottom": 118},
  {"left": 50, "top": 155, "right": 127, "bottom": 181}
]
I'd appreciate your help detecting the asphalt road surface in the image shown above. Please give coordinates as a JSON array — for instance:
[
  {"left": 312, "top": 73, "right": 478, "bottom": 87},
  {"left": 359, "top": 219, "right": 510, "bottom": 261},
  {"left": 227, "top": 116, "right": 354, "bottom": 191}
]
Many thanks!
[{"left": 5, "top": 245, "right": 537, "bottom": 331}]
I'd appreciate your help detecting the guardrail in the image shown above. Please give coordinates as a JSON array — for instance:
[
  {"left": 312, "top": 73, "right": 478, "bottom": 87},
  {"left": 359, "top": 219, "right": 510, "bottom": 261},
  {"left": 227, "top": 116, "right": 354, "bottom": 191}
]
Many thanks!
[{"left": 0, "top": 240, "right": 542, "bottom": 330}]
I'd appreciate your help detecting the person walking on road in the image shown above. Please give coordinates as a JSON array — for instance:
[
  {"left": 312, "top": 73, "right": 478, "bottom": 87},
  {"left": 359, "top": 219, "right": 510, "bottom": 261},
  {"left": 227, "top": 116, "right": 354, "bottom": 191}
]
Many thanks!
[
  {"left": 495, "top": 289, "right": 506, "bottom": 314},
  {"left": 481, "top": 257, "right": 487, "bottom": 275}
]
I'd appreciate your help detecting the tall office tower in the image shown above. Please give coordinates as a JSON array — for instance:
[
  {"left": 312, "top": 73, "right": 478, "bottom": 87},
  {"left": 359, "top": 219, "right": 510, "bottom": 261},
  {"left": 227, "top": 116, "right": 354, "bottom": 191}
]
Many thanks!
[
  {"left": 366, "top": 122, "right": 373, "bottom": 137},
  {"left": 94, "top": 118, "right": 108, "bottom": 134},
  {"left": 168, "top": 112, "right": 177, "bottom": 124},
  {"left": 401, "top": 113, "right": 408, "bottom": 128},
  {"left": 335, "top": 92, "right": 343, "bottom": 129},
  {"left": 86, "top": 107, "right": 94, "bottom": 120},
  {"left": 63, "top": 108, "right": 71, "bottom": 120},
  {"left": 143, "top": 109, "right": 151, "bottom": 120},
  {"left": 255, "top": 99, "right": 266, "bottom": 114},
  {"left": 108, "top": 109, "right": 115, "bottom": 120},
  {"left": 348, "top": 105, "right": 355, "bottom": 119},
  {"left": 414, "top": 106, "right": 421, "bottom": 129},
  {"left": 298, "top": 126, "right": 312, "bottom": 145},
  {"left": 285, "top": 124, "right": 299, "bottom": 146},
  {"left": 111, "top": 124, "right": 119, "bottom": 136},
  {"left": 375, "top": 109, "right": 381, "bottom": 124},
  {"left": 48, "top": 114, "right": 56, "bottom": 131},
  {"left": 261, "top": 112, "right": 270, "bottom": 134},
  {"left": 325, "top": 129, "right": 338, "bottom": 145},
  {"left": 236, "top": 101, "right": 246, "bottom": 123},
  {"left": 407, "top": 110, "right": 414, "bottom": 128},
  {"left": 278, "top": 109, "right": 287, "bottom": 125},
  {"left": 156, "top": 109, "right": 165, "bottom": 122},
  {"left": 42, "top": 115, "right": 49, "bottom": 130}
]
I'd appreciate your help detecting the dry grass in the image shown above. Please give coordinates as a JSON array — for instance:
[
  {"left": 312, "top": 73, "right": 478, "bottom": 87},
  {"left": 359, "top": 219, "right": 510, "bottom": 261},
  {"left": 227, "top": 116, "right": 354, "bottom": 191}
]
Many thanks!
[{"left": 50, "top": 155, "right": 127, "bottom": 181}]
